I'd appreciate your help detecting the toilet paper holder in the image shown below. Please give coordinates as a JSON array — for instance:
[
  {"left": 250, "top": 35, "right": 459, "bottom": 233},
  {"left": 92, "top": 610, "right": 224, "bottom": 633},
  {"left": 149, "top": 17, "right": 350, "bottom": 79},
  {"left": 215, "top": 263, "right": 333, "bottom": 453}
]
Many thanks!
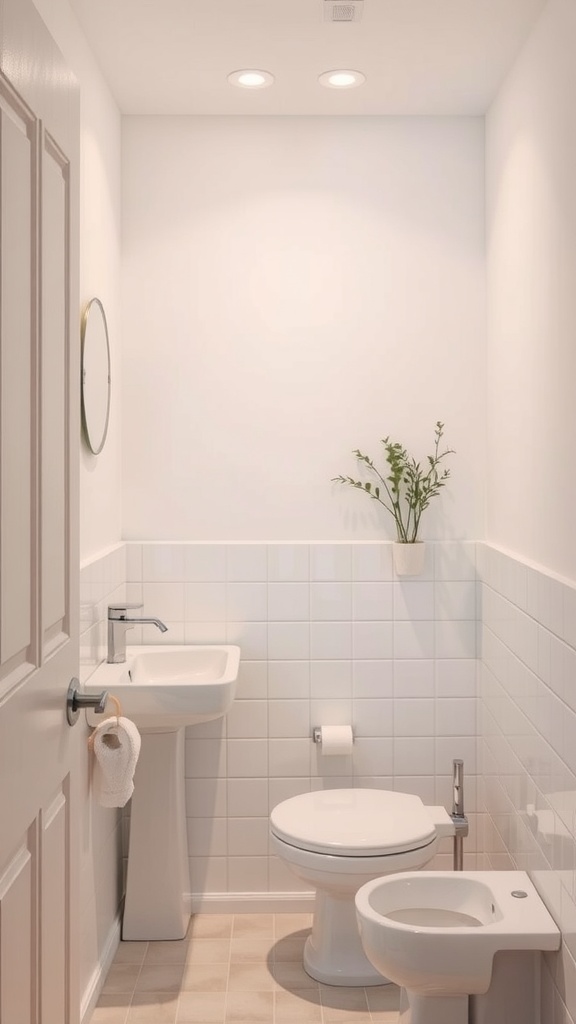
[{"left": 312, "top": 726, "right": 354, "bottom": 744}]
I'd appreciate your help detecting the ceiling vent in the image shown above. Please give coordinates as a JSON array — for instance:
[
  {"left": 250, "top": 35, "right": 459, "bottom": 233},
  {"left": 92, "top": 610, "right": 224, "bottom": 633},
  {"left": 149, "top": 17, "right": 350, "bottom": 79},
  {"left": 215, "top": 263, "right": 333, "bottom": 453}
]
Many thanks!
[{"left": 323, "top": 0, "right": 363, "bottom": 23}]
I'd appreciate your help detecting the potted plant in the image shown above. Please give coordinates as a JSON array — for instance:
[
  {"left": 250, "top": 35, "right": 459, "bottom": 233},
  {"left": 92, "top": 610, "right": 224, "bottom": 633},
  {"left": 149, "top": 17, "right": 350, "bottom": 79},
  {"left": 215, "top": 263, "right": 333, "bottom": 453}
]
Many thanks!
[{"left": 333, "top": 421, "right": 454, "bottom": 575}]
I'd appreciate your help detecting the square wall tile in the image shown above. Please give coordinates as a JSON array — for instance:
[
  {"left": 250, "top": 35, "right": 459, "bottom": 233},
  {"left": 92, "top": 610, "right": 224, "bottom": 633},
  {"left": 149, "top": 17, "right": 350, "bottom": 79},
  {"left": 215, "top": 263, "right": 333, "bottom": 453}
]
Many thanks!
[
  {"left": 394, "top": 621, "right": 434, "bottom": 660},
  {"left": 352, "top": 660, "right": 394, "bottom": 698},
  {"left": 394, "top": 660, "right": 435, "bottom": 697},
  {"left": 267, "top": 545, "right": 310, "bottom": 582},
  {"left": 185, "top": 544, "right": 226, "bottom": 582},
  {"left": 269, "top": 700, "right": 310, "bottom": 738},
  {"left": 394, "top": 582, "right": 434, "bottom": 621},
  {"left": 227, "top": 779, "right": 269, "bottom": 818},
  {"left": 310, "top": 544, "right": 352, "bottom": 582},
  {"left": 227, "top": 700, "right": 268, "bottom": 739},
  {"left": 435, "top": 620, "right": 477, "bottom": 659},
  {"left": 268, "top": 661, "right": 309, "bottom": 699},
  {"left": 268, "top": 584, "right": 310, "bottom": 621},
  {"left": 310, "top": 622, "right": 352, "bottom": 660},
  {"left": 226, "top": 583, "right": 267, "bottom": 622},
  {"left": 228, "top": 857, "right": 269, "bottom": 892},
  {"left": 268, "top": 739, "right": 311, "bottom": 777},
  {"left": 353, "top": 622, "right": 393, "bottom": 660},
  {"left": 228, "top": 818, "right": 269, "bottom": 856},
  {"left": 352, "top": 544, "right": 393, "bottom": 581},
  {"left": 226, "top": 622, "right": 267, "bottom": 660},
  {"left": 352, "top": 583, "right": 393, "bottom": 621},
  {"left": 435, "top": 698, "right": 476, "bottom": 736},
  {"left": 394, "top": 699, "right": 435, "bottom": 737},
  {"left": 435, "top": 659, "right": 477, "bottom": 697},
  {"left": 142, "top": 582, "right": 185, "bottom": 621},
  {"left": 310, "top": 583, "right": 352, "bottom": 621},
  {"left": 310, "top": 660, "right": 352, "bottom": 699},
  {"left": 393, "top": 737, "right": 435, "bottom": 775},
  {"left": 185, "top": 582, "right": 226, "bottom": 622},
  {"left": 226, "top": 545, "right": 267, "bottom": 582},
  {"left": 268, "top": 622, "right": 310, "bottom": 661},
  {"left": 353, "top": 738, "right": 394, "bottom": 776},
  {"left": 434, "top": 542, "right": 476, "bottom": 581},
  {"left": 227, "top": 740, "right": 268, "bottom": 778},
  {"left": 435, "top": 581, "right": 477, "bottom": 620},
  {"left": 353, "top": 699, "right": 393, "bottom": 737},
  {"left": 142, "top": 544, "right": 185, "bottom": 582},
  {"left": 125, "top": 543, "right": 142, "bottom": 582}
]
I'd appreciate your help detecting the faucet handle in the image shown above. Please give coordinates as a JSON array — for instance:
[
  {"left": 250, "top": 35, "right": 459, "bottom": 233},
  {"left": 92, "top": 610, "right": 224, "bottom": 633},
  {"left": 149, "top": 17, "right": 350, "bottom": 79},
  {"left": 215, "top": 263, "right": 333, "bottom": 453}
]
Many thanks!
[{"left": 108, "top": 603, "right": 144, "bottom": 619}]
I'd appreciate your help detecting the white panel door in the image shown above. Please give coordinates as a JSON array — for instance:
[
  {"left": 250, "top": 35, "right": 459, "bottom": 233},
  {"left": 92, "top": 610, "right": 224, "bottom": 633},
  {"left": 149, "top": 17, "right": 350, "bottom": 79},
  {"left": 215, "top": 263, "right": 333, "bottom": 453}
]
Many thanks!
[{"left": 0, "top": 0, "right": 80, "bottom": 1020}]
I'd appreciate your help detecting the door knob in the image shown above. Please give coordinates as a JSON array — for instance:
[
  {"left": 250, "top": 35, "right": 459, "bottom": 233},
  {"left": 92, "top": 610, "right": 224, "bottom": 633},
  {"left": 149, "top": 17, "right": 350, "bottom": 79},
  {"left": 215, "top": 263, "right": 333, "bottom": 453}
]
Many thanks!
[{"left": 66, "top": 678, "right": 109, "bottom": 726}]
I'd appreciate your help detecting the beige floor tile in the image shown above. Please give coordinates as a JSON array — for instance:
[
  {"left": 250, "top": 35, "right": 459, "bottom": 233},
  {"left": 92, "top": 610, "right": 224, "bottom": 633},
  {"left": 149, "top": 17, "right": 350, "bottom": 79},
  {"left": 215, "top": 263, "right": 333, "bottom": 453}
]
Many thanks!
[
  {"left": 230, "top": 938, "right": 275, "bottom": 963},
  {"left": 181, "top": 962, "right": 230, "bottom": 992},
  {"left": 91, "top": 993, "right": 131, "bottom": 1023},
  {"left": 232, "top": 914, "right": 274, "bottom": 939},
  {"left": 273, "top": 935, "right": 307, "bottom": 962},
  {"left": 274, "top": 987, "right": 322, "bottom": 1022},
  {"left": 134, "top": 965, "right": 185, "bottom": 993},
  {"left": 189, "top": 915, "right": 234, "bottom": 940},
  {"left": 225, "top": 990, "right": 274, "bottom": 1022},
  {"left": 320, "top": 986, "right": 371, "bottom": 1022},
  {"left": 369, "top": 1014, "right": 399, "bottom": 1023},
  {"left": 114, "top": 942, "right": 149, "bottom": 965},
  {"left": 145, "top": 939, "right": 191, "bottom": 965},
  {"left": 227, "top": 962, "right": 276, "bottom": 991},
  {"left": 273, "top": 962, "right": 318, "bottom": 991},
  {"left": 127, "top": 992, "right": 179, "bottom": 1022},
  {"left": 274, "top": 915, "right": 313, "bottom": 938},
  {"left": 365, "top": 987, "right": 401, "bottom": 1013},
  {"left": 186, "top": 939, "right": 232, "bottom": 964},
  {"left": 102, "top": 965, "right": 142, "bottom": 995},
  {"left": 177, "top": 991, "right": 227, "bottom": 1022}
]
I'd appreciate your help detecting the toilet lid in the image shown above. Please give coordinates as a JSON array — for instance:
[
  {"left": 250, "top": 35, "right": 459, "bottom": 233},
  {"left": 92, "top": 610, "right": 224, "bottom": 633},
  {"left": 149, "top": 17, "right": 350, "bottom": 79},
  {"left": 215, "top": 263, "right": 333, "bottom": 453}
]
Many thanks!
[{"left": 270, "top": 789, "right": 437, "bottom": 857}]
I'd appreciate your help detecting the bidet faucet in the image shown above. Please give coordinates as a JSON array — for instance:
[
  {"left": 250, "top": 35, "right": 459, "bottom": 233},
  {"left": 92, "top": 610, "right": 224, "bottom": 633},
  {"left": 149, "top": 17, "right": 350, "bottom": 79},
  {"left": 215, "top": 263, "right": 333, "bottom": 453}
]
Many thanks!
[
  {"left": 450, "top": 758, "right": 469, "bottom": 870},
  {"left": 107, "top": 603, "right": 168, "bottom": 663}
]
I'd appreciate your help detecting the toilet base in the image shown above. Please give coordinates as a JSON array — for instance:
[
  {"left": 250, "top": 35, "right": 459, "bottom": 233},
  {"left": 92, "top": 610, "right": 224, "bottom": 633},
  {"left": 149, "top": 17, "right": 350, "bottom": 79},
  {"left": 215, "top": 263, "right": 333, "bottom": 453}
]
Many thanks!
[
  {"left": 303, "top": 890, "right": 389, "bottom": 987},
  {"left": 399, "top": 989, "right": 468, "bottom": 1024}
]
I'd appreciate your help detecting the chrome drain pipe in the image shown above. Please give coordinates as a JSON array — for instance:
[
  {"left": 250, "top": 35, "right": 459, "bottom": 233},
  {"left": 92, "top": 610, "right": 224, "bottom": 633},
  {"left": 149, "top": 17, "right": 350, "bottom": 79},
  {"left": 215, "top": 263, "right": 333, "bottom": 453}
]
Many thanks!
[{"left": 451, "top": 758, "right": 469, "bottom": 870}]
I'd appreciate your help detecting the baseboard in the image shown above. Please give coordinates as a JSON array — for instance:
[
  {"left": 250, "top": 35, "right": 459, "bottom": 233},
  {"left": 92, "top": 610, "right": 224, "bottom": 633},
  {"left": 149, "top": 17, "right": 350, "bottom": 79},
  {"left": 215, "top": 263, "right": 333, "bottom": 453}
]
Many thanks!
[
  {"left": 187, "top": 891, "right": 315, "bottom": 914},
  {"left": 80, "top": 912, "right": 122, "bottom": 1024}
]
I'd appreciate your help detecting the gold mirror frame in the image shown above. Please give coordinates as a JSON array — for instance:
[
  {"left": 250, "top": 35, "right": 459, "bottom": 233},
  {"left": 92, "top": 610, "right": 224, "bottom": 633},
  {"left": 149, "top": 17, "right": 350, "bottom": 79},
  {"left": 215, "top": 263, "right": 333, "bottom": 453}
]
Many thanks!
[{"left": 81, "top": 297, "right": 111, "bottom": 455}]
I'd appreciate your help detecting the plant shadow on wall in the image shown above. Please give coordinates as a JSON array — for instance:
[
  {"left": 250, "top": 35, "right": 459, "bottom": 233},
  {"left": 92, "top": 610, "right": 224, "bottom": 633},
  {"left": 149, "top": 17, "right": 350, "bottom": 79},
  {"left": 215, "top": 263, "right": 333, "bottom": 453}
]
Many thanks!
[{"left": 333, "top": 421, "right": 454, "bottom": 576}]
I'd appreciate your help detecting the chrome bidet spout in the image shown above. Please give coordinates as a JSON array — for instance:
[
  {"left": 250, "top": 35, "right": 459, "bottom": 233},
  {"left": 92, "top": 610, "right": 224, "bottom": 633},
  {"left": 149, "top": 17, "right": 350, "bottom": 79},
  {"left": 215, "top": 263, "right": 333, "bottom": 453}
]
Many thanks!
[{"left": 451, "top": 758, "right": 469, "bottom": 871}]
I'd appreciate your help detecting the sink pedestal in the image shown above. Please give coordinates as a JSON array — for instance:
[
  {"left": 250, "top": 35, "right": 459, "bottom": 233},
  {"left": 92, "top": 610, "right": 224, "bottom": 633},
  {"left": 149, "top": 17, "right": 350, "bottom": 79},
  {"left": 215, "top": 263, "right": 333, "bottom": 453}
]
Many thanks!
[{"left": 122, "top": 727, "right": 189, "bottom": 940}]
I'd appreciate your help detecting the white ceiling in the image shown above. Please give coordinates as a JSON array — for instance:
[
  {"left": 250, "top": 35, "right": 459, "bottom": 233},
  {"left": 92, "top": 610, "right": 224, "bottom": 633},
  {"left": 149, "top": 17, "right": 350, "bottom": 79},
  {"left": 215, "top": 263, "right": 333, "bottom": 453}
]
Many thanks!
[{"left": 69, "top": 0, "right": 547, "bottom": 116}]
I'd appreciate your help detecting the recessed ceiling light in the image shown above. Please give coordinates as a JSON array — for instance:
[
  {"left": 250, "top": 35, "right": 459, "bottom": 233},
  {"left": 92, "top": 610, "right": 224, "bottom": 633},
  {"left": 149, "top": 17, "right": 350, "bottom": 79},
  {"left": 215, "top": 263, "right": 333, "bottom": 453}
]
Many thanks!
[
  {"left": 318, "top": 69, "right": 366, "bottom": 89},
  {"left": 227, "top": 70, "right": 274, "bottom": 89}
]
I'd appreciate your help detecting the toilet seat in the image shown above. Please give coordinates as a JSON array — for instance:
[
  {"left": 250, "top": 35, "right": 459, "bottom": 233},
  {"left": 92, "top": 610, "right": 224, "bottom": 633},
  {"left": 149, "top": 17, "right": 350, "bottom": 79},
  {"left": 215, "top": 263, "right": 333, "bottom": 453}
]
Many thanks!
[{"left": 270, "top": 788, "right": 437, "bottom": 857}]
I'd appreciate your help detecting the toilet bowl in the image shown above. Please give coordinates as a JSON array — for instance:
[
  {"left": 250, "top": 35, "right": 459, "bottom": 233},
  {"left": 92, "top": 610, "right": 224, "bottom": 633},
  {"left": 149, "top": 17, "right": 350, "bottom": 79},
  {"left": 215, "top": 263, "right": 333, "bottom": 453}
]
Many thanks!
[
  {"left": 270, "top": 789, "right": 454, "bottom": 986},
  {"left": 355, "top": 870, "right": 560, "bottom": 1024}
]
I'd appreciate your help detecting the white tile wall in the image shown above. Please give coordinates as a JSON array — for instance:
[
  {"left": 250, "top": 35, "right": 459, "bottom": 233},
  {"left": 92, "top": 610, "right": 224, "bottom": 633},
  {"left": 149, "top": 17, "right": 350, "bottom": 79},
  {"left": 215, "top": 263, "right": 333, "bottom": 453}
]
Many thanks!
[
  {"left": 123, "top": 540, "right": 479, "bottom": 895},
  {"left": 479, "top": 543, "right": 576, "bottom": 1024}
]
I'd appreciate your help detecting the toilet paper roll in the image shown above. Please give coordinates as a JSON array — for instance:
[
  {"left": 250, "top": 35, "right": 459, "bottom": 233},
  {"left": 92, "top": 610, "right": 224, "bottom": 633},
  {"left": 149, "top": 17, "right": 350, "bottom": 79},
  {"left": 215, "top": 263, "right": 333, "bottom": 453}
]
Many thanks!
[{"left": 317, "top": 725, "right": 354, "bottom": 756}]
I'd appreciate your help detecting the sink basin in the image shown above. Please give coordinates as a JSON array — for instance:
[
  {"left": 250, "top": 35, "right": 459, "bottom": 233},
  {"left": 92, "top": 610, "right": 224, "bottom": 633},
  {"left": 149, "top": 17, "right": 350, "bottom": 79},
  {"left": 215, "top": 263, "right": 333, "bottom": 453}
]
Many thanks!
[{"left": 84, "top": 644, "right": 240, "bottom": 728}]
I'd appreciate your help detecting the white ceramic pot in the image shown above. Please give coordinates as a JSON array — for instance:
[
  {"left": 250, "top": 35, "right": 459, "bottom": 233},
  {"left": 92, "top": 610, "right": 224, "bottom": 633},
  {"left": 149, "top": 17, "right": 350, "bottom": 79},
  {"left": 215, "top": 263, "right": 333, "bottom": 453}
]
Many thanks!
[{"left": 393, "top": 541, "right": 426, "bottom": 576}]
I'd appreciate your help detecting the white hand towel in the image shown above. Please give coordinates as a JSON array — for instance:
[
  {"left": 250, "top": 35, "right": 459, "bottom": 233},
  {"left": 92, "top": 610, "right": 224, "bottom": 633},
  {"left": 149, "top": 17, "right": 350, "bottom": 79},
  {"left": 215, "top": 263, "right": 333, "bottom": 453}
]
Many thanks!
[{"left": 91, "top": 717, "right": 142, "bottom": 808}]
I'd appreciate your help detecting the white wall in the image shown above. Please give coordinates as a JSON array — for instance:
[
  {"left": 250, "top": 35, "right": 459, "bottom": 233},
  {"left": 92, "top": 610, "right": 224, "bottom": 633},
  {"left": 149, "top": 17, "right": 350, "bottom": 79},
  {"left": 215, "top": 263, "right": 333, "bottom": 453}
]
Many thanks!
[
  {"left": 486, "top": 0, "right": 576, "bottom": 581},
  {"left": 33, "top": 0, "right": 123, "bottom": 563},
  {"left": 122, "top": 116, "right": 485, "bottom": 542},
  {"left": 31, "top": 0, "right": 123, "bottom": 1015},
  {"left": 483, "top": 2, "right": 576, "bottom": 1021}
]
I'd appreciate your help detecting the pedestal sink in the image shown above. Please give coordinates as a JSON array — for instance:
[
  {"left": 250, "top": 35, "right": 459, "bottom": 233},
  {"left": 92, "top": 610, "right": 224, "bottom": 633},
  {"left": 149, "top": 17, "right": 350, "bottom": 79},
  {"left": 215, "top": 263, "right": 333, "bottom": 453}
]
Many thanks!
[{"left": 85, "top": 644, "right": 240, "bottom": 940}]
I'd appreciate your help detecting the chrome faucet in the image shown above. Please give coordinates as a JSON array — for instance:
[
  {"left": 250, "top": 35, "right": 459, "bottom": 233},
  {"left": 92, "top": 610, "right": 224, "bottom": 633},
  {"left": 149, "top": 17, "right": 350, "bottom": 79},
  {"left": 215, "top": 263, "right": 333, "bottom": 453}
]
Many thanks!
[{"left": 107, "top": 603, "right": 168, "bottom": 663}]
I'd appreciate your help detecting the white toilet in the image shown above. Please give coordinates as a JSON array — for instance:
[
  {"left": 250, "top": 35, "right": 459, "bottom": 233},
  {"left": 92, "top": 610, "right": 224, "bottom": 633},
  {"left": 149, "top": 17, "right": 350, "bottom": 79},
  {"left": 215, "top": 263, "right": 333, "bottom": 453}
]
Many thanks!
[
  {"left": 270, "top": 789, "right": 455, "bottom": 986},
  {"left": 355, "top": 870, "right": 560, "bottom": 1024}
]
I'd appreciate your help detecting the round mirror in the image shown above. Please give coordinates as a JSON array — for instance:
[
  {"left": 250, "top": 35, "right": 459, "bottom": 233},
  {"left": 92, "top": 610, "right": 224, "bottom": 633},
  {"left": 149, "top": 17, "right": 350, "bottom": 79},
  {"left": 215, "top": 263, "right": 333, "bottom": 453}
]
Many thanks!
[{"left": 81, "top": 297, "right": 111, "bottom": 455}]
